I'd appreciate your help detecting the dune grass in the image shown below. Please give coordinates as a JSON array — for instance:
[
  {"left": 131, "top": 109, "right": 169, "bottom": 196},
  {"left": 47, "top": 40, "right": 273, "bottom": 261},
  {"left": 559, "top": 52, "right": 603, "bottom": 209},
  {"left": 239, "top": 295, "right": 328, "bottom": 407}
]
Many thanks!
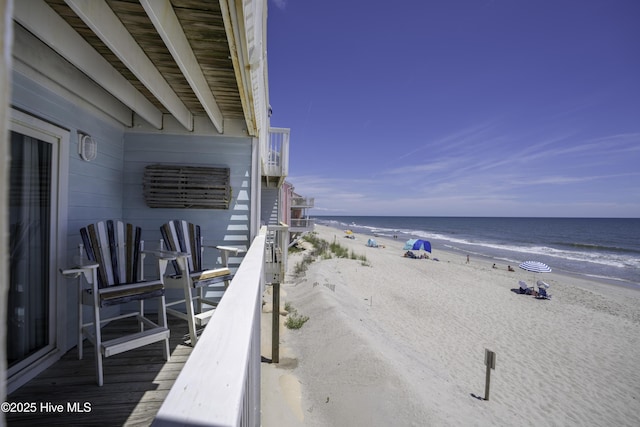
[
  {"left": 284, "top": 302, "right": 309, "bottom": 329},
  {"left": 293, "top": 232, "right": 370, "bottom": 275}
]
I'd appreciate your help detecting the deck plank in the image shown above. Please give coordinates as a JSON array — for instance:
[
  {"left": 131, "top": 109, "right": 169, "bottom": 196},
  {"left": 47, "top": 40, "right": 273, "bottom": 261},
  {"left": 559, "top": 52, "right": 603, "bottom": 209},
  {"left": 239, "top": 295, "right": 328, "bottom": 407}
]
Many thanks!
[{"left": 6, "top": 319, "right": 193, "bottom": 426}]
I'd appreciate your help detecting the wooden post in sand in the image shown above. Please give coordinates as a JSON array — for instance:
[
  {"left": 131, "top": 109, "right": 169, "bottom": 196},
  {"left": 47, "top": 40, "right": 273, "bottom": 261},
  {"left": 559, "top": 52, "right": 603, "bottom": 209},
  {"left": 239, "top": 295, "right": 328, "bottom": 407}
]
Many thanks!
[
  {"left": 272, "top": 282, "right": 280, "bottom": 363},
  {"left": 484, "top": 349, "right": 496, "bottom": 400}
]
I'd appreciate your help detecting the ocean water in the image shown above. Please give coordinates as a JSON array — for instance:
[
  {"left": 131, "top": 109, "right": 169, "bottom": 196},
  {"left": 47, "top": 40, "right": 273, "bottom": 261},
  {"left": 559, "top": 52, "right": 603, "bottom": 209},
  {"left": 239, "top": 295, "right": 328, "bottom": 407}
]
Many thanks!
[{"left": 313, "top": 216, "right": 640, "bottom": 289}]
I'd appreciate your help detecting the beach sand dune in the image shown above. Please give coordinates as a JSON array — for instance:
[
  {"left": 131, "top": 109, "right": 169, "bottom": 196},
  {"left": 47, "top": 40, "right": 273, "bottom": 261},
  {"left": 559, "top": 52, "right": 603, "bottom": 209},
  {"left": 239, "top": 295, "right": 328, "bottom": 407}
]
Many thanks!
[{"left": 262, "top": 225, "right": 640, "bottom": 426}]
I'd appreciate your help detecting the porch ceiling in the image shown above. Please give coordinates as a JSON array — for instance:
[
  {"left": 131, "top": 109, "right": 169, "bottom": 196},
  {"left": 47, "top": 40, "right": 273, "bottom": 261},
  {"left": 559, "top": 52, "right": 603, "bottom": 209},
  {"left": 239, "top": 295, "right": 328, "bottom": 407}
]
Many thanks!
[{"left": 14, "top": 0, "right": 256, "bottom": 134}]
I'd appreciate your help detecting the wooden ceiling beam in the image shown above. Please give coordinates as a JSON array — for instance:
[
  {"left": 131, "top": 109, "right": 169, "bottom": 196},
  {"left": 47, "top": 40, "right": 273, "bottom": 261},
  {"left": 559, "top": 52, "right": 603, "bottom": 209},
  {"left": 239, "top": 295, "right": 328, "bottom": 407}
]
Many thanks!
[
  {"left": 13, "top": 0, "right": 163, "bottom": 129},
  {"left": 64, "top": 0, "right": 193, "bottom": 131},
  {"left": 141, "top": 0, "right": 224, "bottom": 134},
  {"left": 220, "top": 0, "right": 257, "bottom": 136}
]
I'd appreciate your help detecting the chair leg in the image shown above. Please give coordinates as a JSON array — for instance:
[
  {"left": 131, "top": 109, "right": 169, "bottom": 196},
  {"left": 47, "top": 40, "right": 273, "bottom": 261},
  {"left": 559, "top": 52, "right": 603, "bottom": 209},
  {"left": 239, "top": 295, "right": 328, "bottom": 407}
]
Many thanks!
[
  {"left": 139, "top": 300, "right": 145, "bottom": 332},
  {"left": 183, "top": 281, "right": 198, "bottom": 346},
  {"left": 158, "top": 296, "right": 170, "bottom": 360},
  {"left": 93, "top": 303, "right": 104, "bottom": 387},
  {"left": 78, "top": 280, "right": 83, "bottom": 360}
]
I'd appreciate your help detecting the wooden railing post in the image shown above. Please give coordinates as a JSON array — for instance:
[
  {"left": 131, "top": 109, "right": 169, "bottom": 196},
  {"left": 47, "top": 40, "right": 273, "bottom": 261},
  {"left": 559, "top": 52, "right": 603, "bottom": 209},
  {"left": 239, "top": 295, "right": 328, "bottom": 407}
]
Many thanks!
[{"left": 264, "top": 224, "right": 287, "bottom": 365}]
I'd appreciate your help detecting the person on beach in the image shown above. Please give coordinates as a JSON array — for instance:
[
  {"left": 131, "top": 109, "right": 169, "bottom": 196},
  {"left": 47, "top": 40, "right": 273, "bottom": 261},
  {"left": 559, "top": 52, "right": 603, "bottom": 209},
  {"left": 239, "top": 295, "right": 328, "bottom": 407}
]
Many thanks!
[
  {"left": 508, "top": 265, "right": 515, "bottom": 272},
  {"left": 466, "top": 255, "right": 470, "bottom": 263}
]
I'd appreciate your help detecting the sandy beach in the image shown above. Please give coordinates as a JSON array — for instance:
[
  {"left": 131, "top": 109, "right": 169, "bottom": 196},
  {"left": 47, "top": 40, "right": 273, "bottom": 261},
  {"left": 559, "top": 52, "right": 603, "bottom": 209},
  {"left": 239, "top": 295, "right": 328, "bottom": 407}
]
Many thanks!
[{"left": 261, "top": 224, "right": 640, "bottom": 426}]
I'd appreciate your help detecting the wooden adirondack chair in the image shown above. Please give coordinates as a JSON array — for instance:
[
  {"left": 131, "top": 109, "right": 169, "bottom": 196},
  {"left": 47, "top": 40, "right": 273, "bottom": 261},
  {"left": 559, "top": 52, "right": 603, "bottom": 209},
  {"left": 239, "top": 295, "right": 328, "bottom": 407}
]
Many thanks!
[
  {"left": 160, "top": 220, "right": 243, "bottom": 346},
  {"left": 61, "top": 220, "right": 175, "bottom": 386}
]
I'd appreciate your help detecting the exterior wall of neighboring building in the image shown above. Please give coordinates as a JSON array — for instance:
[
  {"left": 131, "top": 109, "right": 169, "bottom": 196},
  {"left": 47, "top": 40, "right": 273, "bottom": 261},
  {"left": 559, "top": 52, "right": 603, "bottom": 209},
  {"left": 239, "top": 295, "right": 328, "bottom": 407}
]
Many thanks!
[{"left": 283, "top": 182, "right": 314, "bottom": 236}]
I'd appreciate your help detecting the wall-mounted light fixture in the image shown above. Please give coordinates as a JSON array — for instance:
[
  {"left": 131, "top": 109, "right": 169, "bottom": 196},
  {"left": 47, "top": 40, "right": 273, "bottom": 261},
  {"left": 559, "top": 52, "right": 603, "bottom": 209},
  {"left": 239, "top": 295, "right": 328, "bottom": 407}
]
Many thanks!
[{"left": 78, "top": 132, "right": 97, "bottom": 161}]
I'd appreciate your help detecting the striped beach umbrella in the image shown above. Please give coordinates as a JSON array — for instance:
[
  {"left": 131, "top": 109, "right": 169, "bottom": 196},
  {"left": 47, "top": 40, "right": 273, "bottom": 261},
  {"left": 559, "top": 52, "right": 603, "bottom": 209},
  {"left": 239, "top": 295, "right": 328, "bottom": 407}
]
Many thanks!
[
  {"left": 519, "top": 261, "right": 551, "bottom": 294},
  {"left": 518, "top": 261, "right": 552, "bottom": 273}
]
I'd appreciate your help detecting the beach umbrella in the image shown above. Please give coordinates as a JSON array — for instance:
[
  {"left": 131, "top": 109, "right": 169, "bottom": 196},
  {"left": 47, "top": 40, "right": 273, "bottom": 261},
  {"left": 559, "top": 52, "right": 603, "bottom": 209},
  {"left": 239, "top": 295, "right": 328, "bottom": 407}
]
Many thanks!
[
  {"left": 403, "top": 239, "right": 416, "bottom": 250},
  {"left": 519, "top": 261, "right": 551, "bottom": 274},
  {"left": 412, "top": 239, "right": 431, "bottom": 252},
  {"left": 519, "top": 261, "right": 551, "bottom": 290},
  {"left": 403, "top": 239, "right": 432, "bottom": 253}
]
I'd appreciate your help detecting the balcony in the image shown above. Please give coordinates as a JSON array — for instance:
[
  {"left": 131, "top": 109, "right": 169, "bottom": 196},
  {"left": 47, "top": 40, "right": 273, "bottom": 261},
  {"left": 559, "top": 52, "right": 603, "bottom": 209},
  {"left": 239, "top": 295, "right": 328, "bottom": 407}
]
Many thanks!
[
  {"left": 291, "top": 196, "right": 314, "bottom": 208},
  {"left": 6, "top": 227, "right": 287, "bottom": 426},
  {"left": 262, "top": 127, "right": 290, "bottom": 188},
  {"left": 289, "top": 218, "right": 315, "bottom": 233}
]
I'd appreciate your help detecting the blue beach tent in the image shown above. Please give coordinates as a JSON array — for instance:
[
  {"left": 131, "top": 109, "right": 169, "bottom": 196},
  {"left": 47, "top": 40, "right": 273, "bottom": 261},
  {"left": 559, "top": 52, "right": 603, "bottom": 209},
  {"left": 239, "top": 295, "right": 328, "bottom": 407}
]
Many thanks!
[
  {"left": 403, "top": 239, "right": 431, "bottom": 252},
  {"left": 367, "top": 238, "right": 378, "bottom": 247}
]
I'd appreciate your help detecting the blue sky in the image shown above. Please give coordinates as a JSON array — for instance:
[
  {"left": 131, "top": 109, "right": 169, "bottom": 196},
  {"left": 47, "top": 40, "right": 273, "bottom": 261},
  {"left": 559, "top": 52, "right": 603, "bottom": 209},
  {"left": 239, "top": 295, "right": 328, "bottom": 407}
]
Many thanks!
[{"left": 267, "top": 0, "right": 640, "bottom": 218}]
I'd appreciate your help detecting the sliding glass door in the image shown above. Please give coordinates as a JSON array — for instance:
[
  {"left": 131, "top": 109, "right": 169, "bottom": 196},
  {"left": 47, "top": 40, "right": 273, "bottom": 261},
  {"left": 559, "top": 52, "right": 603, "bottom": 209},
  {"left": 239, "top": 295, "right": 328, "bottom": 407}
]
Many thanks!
[
  {"left": 7, "top": 110, "right": 67, "bottom": 383},
  {"left": 8, "top": 131, "right": 53, "bottom": 368}
]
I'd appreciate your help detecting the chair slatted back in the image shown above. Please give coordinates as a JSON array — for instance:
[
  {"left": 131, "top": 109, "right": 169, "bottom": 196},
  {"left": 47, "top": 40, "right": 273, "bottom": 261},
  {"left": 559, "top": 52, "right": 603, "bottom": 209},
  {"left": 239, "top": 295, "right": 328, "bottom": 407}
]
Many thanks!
[
  {"left": 80, "top": 220, "right": 142, "bottom": 288},
  {"left": 161, "top": 220, "right": 203, "bottom": 274}
]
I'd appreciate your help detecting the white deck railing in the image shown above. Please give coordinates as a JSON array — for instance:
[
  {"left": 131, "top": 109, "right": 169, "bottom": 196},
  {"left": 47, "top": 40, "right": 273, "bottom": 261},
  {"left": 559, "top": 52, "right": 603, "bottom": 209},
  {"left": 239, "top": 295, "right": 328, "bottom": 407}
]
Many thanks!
[
  {"left": 291, "top": 196, "right": 314, "bottom": 208},
  {"left": 153, "top": 229, "right": 266, "bottom": 427},
  {"left": 290, "top": 218, "right": 314, "bottom": 230},
  {"left": 262, "top": 128, "right": 289, "bottom": 178}
]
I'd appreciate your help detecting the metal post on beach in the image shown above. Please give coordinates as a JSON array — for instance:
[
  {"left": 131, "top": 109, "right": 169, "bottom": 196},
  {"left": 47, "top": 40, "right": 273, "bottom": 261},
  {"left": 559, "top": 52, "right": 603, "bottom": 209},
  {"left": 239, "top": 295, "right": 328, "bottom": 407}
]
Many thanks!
[{"left": 484, "top": 349, "right": 496, "bottom": 400}]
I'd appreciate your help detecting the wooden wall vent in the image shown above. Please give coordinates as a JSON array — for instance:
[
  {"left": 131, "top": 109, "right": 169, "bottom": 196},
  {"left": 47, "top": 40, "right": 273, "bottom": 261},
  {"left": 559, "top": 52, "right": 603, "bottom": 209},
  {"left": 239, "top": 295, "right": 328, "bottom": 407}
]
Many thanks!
[{"left": 143, "top": 164, "right": 231, "bottom": 209}]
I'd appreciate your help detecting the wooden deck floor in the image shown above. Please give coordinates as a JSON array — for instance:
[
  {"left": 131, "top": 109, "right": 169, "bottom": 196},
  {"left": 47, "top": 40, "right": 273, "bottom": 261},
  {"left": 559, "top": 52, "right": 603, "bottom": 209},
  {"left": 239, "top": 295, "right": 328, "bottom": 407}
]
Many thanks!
[{"left": 6, "top": 319, "right": 194, "bottom": 426}]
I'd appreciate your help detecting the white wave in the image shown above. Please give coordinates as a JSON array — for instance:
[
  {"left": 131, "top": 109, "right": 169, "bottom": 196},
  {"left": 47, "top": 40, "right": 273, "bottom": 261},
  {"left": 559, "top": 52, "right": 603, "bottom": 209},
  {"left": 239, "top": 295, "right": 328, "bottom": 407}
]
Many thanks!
[
  {"left": 318, "top": 218, "right": 639, "bottom": 281},
  {"left": 427, "top": 233, "right": 636, "bottom": 270}
]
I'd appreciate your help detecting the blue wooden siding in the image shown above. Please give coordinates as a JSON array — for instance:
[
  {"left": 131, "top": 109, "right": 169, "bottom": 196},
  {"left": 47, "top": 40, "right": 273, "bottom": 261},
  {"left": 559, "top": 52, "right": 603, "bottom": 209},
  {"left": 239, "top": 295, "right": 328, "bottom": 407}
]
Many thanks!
[
  {"left": 122, "top": 134, "right": 252, "bottom": 253},
  {"left": 122, "top": 134, "right": 253, "bottom": 303},
  {"left": 12, "top": 70, "right": 254, "bottom": 351},
  {"left": 12, "top": 71, "right": 125, "bottom": 348}
]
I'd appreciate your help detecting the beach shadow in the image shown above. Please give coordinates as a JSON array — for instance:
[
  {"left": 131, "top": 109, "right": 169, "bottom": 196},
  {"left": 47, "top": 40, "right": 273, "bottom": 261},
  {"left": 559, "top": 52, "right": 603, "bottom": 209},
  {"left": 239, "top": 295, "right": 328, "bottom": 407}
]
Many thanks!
[
  {"left": 510, "top": 288, "right": 532, "bottom": 295},
  {"left": 470, "top": 393, "right": 486, "bottom": 401}
]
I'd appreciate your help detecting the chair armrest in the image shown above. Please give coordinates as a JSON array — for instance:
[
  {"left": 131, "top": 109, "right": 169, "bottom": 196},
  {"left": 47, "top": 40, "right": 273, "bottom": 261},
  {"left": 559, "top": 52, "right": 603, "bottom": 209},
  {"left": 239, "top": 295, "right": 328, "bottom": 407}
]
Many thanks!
[
  {"left": 143, "top": 250, "right": 189, "bottom": 277},
  {"left": 142, "top": 249, "right": 185, "bottom": 261},
  {"left": 200, "top": 245, "right": 244, "bottom": 270},
  {"left": 212, "top": 245, "right": 246, "bottom": 255},
  {"left": 60, "top": 261, "right": 99, "bottom": 284},
  {"left": 155, "top": 250, "right": 192, "bottom": 274}
]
